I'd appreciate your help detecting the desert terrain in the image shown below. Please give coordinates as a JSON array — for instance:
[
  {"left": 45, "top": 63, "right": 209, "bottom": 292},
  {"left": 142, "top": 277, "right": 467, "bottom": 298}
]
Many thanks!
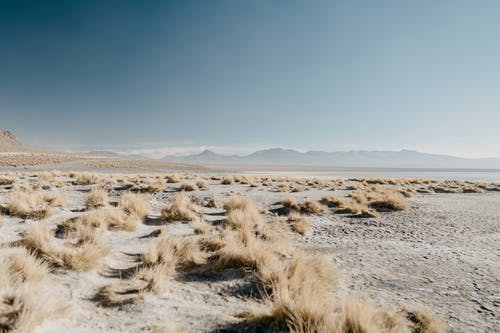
[{"left": 0, "top": 166, "right": 498, "bottom": 333}]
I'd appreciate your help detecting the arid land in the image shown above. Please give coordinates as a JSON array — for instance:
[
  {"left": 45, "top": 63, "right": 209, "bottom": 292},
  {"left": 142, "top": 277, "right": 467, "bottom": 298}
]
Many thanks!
[{"left": 0, "top": 161, "right": 498, "bottom": 333}]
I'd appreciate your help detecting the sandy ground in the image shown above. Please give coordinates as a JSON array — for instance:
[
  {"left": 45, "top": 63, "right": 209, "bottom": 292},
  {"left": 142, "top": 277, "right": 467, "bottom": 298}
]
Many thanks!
[{"left": 0, "top": 173, "right": 498, "bottom": 333}]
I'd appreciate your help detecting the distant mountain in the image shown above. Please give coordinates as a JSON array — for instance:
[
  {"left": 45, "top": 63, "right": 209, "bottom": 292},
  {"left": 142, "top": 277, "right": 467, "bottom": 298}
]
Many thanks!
[
  {"left": 85, "top": 150, "right": 150, "bottom": 160},
  {"left": 85, "top": 150, "right": 124, "bottom": 157},
  {"left": 161, "top": 150, "right": 241, "bottom": 164},
  {"left": 160, "top": 148, "right": 500, "bottom": 169},
  {"left": 0, "top": 130, "right": 23, "bottom": 152}
]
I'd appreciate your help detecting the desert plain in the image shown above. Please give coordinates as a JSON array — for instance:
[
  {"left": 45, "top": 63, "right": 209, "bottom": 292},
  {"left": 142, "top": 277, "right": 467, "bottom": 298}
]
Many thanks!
[{"left": 0, "top": 156, "right": 498, "bottom": 333}]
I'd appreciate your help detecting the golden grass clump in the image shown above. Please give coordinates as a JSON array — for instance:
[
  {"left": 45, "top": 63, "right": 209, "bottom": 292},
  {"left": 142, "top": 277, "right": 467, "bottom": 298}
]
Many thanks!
[
  {"left": 85, "top": 187, "right": 109, "bottom": 210},
  {"left": 41, "top": 191, "right": 67, "bottom": 208},
  {"left": 97, "top": 235, "right": 207, "bottom": 306},
  {"left": 166, "top": 174, "right": 181, "bottom": 183},
  {"left": 223, "top": 196, "right": 263, "bottom": 229},
  {"left": 195, "top": 180, "right": 209, "bottom": 190},
  {"left": 0, "top": 252, "right": 66, "bottom": 332},
  {"left": 336, "top": 298, "right": 405, "bottom": 333},
  {"left": 119, "top": 192, "right": 150, "bottom": 219},
  {"left": 241, "top": 251, "right": 338, "bottom": 331},
  {"left": 223, "top": 196, "right": 260, "bottom": 213},
  {"left": 161, "top": 193, "right": 203, "bottom": 222},
  {"left": 281, "top": 196, "right": 299, "bottom": 210},
  {"left": 72, "top": 172, "right": 99, "bottom": 185},
  {"left": 220, "top": 176, "right": 235, "bottom": 185},
  {"left": 134, "top": 178, "right": 165, "bottom": 193},
  {"left": 321, "top": 195, "right": 347, "bottom": 208},
  {"left": 32, "top": 171, "right": 63, "bottom": 189},
  {"left": 78, "top": 207, "right": 140, "bottom": 231},
  {"left": 6, "top": 191, "right": 54, "bottom": 219},
  {"left": 291, "top": 184, "right": 305, "bottom": 192},
  {"left": 149, "top": 178, "right": 166, "bottom": 192},
  {"left": 299, "top": 200, "right": 328, "bottom": 215},
  {"left": 287, "top": 212, "right": 309, "bottom": 235},
  {"left": 276, "top": 183, "right": 290, "bottom": 192},
  {"left": 192, "top": 219, "right": 212, "bottom": 234},
  {"left": 24, "top": 223, "right": 110, "bottom": 271},
  {"left": 209, "top": 198, "right": 290, "bottom": 273},
  {"left": 209, "top": 227, "right": 282, "bottom": 272},
  {"left": 204, "top": 195, "right": 222, "bottom": 208},
  {"left": 0, "top": 176, "right": 16, "bottom": 186},
  {"left": 179, "top": 182, "right": 198, "bottom": 191},
  {"left": 368, "top": 190, "right": 409, "bottom": 211},
  {"left": 403, "top": 308, "right": 445, "bottom": 333}
]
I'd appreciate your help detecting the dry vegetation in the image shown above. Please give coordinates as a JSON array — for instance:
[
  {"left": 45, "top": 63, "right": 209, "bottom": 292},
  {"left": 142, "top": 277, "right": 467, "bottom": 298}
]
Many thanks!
[
  {"left": 0, "top": 252, "right": 66, "bottom": 332},
  {"left": 6, "top": 190, "right": 58, "bottom": 219},
  {"left": 161, "top": 193, "right": 203, "bottom": 222},
  {"left": 85, "top": 187, "right": 109, "bottom": 209},
  {"left": 1, "top": 171, "right": 492, "bottom": 331}
]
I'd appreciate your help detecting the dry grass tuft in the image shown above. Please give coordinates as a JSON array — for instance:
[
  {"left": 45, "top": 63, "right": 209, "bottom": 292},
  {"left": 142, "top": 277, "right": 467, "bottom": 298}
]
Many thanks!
[
  {"left": 0, "top": 252, "right": 66, "bottom": 332},
  {"left": 291, "top": 184, "right": 305, "bottom": 192},
  {"left": 287, "top": 212, "right": 309, "bottom": 235},
  {"left": 321, "top": 195, "right": 347, "bottom": 208},
  {"left": 78, "top": 207, "right": 140, "bottom": 231},
  {"left": 220, "top": 176, "right": 235, "bottom": 185},
  {"left": 7, "top": 191, "right": 54, "bottom": 219},
  {"left": 209, "top": 229, "right": 280, "bottom": 272},
  {"left": 24, "top": 223, "right": 110, "bottom": 271},
  {"left": 119, "top": 192, "right": 150, "bottom": 219},
  {"left": 368, "top": 191, "right": 408, "bottom": 211},
  {"left": 246, "top": 252, "right": 338, "bottom": 332},
  {"left": 85, "top": 187, "right": 109, "bottom": 210},
  {"left": 403, "top": 308, "right": 445, "bottom": 333},
  {"left": 179, "top": 182, "right": 198, "bottom": 191},
  {"left": 192, "top": 219, "right": 212, "bottom": 234},
  {"left": 134, "top": 178, "right": 165, "bottom": 193},
  {"left": 204, "top": 195, "right": 221, "bottom": 209},
  {"left": 299, "top": 200, "right": 328, "bottom": 215},
  {"left": 0, "top": 176, "right": 16, "bottom": 186},
  {"left": 166, "top": 174, "right": 182, "bottom": 183},
  {"left": 195, "top": 180, "right": 209, "bottom": 190},
  {"left": 161, "top": 193, "right": 203, "bottom": 222},
  {"left": 224, "top": 196, "right": 263, "bottom": 229},
  {"left": 336, "top": 298, "right": 379, "bottom": 333},
  {"left": 42, "top": 192, "right": 67, "bottom": 208},
  {"left": 72, "top": 172, "right": 99, "bottom": 185},
  {"left": 281, "top": 196, "right": 299, "bottom": 210},
  {"left": 276, "top": 183, "right": 290, "bottom": 192}
]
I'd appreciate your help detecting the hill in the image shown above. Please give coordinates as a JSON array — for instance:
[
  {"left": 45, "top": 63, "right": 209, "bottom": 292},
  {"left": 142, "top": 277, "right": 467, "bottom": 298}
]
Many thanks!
[{"left": 0, "top": 129, "right": 23, "bottom": 152}]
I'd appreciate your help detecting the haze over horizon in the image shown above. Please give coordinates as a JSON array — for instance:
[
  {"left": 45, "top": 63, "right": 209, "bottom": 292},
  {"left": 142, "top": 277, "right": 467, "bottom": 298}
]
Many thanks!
[{"left": 1, "top": 1, "right": 499, "bottom": 158}]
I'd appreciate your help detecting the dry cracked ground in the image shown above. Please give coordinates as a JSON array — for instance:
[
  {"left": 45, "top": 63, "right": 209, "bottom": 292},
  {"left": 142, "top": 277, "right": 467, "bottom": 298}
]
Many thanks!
[{"left": 0, "top": 171, "right": 498, "bottom": 333}]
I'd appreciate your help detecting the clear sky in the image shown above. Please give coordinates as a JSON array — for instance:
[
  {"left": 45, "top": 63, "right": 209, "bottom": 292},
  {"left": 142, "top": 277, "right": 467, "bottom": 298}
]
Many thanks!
[{"left": 1, "top": 0, "right": 499, "bottom": 158}]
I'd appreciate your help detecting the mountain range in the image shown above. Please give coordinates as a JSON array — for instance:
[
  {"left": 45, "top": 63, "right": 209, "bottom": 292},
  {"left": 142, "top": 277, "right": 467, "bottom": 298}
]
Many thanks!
[
  {"left": 159, "top": 148, "right": 500, "bottom": 169},
  {"left": 2, "top": 129, "right": 499, "bottom": 169}
]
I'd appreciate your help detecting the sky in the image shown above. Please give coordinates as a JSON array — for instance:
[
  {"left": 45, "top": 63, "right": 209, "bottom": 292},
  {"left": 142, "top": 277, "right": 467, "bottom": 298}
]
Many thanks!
[{"left": 1, "top": 0, "right": 499, "bottom": 158}]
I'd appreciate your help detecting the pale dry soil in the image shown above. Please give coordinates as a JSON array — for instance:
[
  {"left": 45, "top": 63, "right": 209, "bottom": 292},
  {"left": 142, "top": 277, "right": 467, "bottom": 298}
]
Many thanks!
[
  {"left": 299, "top": 192, "right": 500, "bottom": 333},
  {"left": 0, "top": 178, "right": 498, "bottom": 332}
]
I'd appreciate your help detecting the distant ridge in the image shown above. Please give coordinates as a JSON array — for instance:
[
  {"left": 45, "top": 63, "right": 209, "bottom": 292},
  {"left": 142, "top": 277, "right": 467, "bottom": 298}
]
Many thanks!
[
  {"left": 160, "top": 147, "right": 500, "bottom": 169},
  {"left": 0, "top": 129, "right": 23, "bottom": 152}
]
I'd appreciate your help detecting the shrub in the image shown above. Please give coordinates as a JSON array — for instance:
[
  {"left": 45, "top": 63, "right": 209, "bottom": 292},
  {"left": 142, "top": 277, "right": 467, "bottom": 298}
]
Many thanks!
[
  {"left": 85, "top": 187, "right": 109, "bottom": 210},
  {"left": 119, "top": 192, "right": 150, "bottom": 218},
  {"left": 161, "top": 193, "right": 203, "bottom": 222},
  {"left": 221, "top": 176, "right": 235, "bottom": 185},
  {"left": 287, "top": 212, "right": 309, "bottom": 235}
]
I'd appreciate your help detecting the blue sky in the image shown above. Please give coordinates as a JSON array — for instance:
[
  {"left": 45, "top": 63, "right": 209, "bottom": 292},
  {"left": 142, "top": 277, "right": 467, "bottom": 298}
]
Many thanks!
[{"left": 1, "top": 0, "right": 499, "bottom": 158}]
